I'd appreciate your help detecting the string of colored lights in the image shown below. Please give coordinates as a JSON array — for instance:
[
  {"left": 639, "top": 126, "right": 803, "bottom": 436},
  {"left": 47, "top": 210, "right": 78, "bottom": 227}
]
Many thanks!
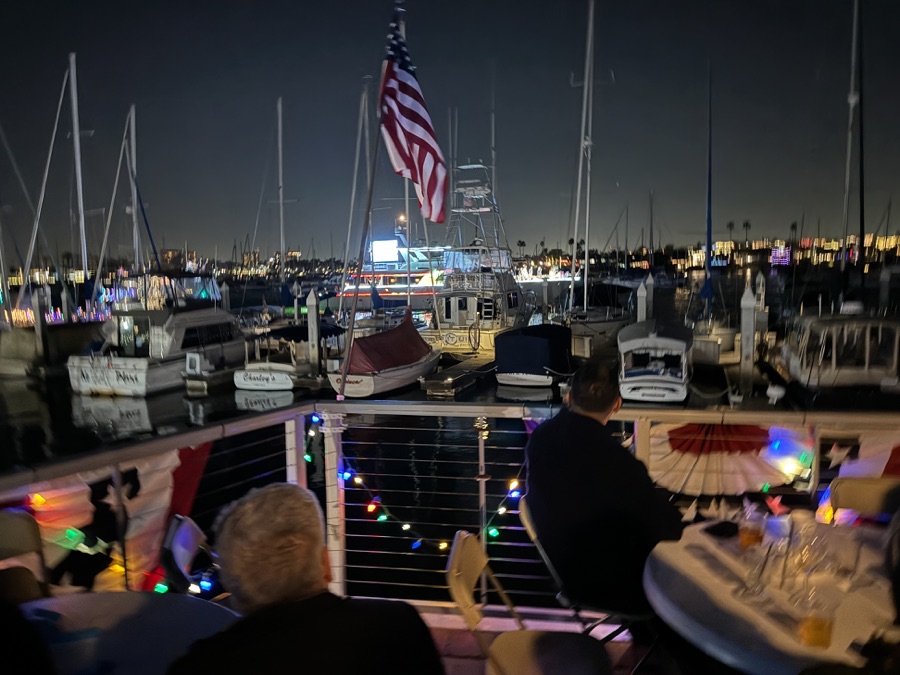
[{"left": 337, "top": 455, "right": 526, "bottom": 552}]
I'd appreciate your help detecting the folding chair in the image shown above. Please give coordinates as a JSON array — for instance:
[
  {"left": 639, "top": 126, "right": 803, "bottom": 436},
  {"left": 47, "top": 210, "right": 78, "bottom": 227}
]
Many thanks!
[
  {"left": 0, "top": 508, "right": 50, "bottom": 598},
  {"left": 446, "top": 529, "right": 612, "bottom": 675},
  {"left": 160, "top": 515, "right": 216, "bottom": 594},
  {"left": 519, "top": 497, "right": 654, "bottom": 639}
]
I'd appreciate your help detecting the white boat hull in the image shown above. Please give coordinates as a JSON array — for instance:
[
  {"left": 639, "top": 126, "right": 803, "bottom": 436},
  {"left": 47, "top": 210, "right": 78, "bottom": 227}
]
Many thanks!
[
  {"left": 234, "top": 368, "right": 297, "bottom": 391},
  {"left": 620, "top": 376, "right": 688, "bottom": 403},
  {"left": 327, "top": 349, "right": 441, "bottom": 398},
  {"left": 68, "top": 355, "right": 153, "bottom": 396},
  {"left": 495, "top": 372, "right": 554, "bottom": 387}
]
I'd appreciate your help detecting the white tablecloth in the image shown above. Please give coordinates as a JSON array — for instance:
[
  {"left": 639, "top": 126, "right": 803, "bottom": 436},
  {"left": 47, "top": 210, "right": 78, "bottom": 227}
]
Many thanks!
[
  {"left": 22, "top": 591, "right": 239, "bottom": 675},
  {"left": 643, "top": 522, "right": 895, "bottom": 675}
]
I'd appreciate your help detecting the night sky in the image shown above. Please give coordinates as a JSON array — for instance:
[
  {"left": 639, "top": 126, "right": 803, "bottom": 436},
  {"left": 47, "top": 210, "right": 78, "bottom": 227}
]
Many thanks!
[{"left": 0, "top": 0, "right": 898, "bottom": 266}]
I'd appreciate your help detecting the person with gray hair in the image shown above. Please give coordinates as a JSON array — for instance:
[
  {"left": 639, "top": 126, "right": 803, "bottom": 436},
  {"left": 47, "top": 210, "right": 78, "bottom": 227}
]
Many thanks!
[{"left": 168, "top": 483, "right": 444, "bottom": 674}]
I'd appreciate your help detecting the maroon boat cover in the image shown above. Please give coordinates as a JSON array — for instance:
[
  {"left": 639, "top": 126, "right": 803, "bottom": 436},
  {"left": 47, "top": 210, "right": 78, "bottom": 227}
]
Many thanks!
[{"left": 347, "top": 312, "right": 432, "bottom": 374}]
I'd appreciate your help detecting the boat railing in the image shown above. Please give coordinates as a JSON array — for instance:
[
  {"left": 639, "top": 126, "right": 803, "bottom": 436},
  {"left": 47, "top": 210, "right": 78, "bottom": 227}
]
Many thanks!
[
  {"left": 7, "top": 402, "right": 900, "bottom": 612},
  {"left": 446, "top": 272, "right": 496, "bottom": 293}
]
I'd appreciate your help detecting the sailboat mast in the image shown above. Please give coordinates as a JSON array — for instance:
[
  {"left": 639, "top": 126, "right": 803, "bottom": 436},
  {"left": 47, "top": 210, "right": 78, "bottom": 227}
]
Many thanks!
[
  {"left": 337, "top": 80, "right": 369, "bottom": 321},
  {"left": 69, "top": 53, "right": 88, "bottom": 279},
  {"left": 569, "top": 0, "right": 595, "bottom": 312},
  {"left": 277, "top": 97, "right": 286, "bottom": 282},
  {"left": 648, "top": 188, "right": 654, "bottom": 268},
  {"left": 129, "top": 105, "right": 140, "bottom": 271},
  {"left": 582, "top": 43, "right": 594, "bottom": 310},
  {"left": 705, "top": 64, "right": 713, "bottom": 319},
  {"left": 856, "top": 0, "right": 865, "bottom": 279},
  {"left": 839, "top": 0, "right": 860, "bottom": 273},
  {"left": 0, "top": 213, "right": 10, "bottom": 324},
  {"left": 491, "top": 62, "right": 497, "bottom": 203}
]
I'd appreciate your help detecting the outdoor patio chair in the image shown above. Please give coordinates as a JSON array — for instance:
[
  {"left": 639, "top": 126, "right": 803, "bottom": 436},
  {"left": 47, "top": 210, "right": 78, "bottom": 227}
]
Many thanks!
[
  {"left": 518, "top": 496, "right": 653, "bottom": 641},
  {"left": 829, "top": 476, "right": 900, "bottom": 519},
  {"left": 160, "top": 514, "right": 216, "bottom": 594},
  {"left": 445, "top": 529, "right": 612, "bottom": 675},
  {"left": 0, "top": 508, "right": 50, "bottom": 598}
]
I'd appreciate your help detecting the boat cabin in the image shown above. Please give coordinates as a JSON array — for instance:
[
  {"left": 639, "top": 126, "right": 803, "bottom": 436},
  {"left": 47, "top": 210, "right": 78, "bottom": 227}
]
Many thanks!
[
  {"left": 780, "top": 315, "right": 900, "bottom": 390},
  {"left": 618, "top": 319, "right": 693, "bottom": 403}
]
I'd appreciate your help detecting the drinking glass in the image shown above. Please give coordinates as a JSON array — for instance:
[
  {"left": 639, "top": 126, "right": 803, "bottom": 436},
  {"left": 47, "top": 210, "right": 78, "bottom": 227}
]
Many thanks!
[
  {"left": 734, "top": 543, "right": 770, "bottom": 605},
  {"left": 790, "top": 526, "right": 828, "bottom": 602},
  {"left": 739, "top": 509, "right": 767, "bottom": 550},
  {"left": 793, "top": 589, "right": 836, "bottom": 648}
]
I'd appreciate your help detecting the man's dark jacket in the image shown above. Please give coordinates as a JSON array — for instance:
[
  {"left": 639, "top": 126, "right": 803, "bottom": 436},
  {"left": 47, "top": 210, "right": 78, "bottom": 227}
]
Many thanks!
[
  {"left": 167, "top": 592, "right": 445, "bottom": 674},
  {"left": 525, "top": 407, "right": 683, "bottom": 614}
]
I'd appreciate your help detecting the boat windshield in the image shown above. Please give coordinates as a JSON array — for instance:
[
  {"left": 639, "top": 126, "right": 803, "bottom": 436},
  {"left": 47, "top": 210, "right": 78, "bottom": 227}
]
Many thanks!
[{"left": 445, "top": 247, "right": 512, "bottom": 273}]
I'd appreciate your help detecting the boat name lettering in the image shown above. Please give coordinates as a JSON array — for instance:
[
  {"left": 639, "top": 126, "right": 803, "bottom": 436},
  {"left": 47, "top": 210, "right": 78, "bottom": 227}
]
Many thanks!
[
  {"left": 241, "top": 372, "right": 278, "bottom": 383},
  {"left": 114, "top": 370, "right": 140, "bottom": 384}
]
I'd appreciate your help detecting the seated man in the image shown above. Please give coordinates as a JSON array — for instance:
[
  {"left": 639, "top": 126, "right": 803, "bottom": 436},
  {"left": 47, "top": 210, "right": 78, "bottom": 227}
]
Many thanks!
[
  {"left": 525, "top": 362, "right": 684, "bottom": 615},
  {"left": 167, "top": 483, "right": 444, "bottom": 675}
]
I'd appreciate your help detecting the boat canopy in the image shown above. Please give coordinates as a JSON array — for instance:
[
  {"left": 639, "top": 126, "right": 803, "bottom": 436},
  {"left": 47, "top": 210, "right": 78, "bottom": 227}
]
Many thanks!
[
  {"left": 495, "top": 324, "right": 572, "bottom": 376},
  {"left": 347, "top": 312, "right": 431, "bottom": 375},
  {"left": 618, "top": 319, "right": 693, "bottom": 353}
]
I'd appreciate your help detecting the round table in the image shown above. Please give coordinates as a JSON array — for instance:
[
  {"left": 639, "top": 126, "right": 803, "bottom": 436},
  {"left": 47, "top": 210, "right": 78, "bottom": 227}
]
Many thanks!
[
  {"left": 22, "top": 591, "right": 239, "bottom": 675},
  {"left": 643, "top": 522, "right": 894, "bottom": 674}
]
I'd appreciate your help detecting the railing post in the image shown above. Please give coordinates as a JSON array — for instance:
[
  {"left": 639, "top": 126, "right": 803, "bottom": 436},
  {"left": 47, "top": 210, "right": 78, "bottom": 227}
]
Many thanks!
[
  {"left": 634, "top": 417, "right": 652, "bottom": 467},
  {"left": 321, "top": 411, "right": 346, "bottom": 596},
  {"left": 284, "top": 413, "right": 307, "bottom": 488},
  {"left": 474, "top": 416, "right": 490, "bottom": 603}
]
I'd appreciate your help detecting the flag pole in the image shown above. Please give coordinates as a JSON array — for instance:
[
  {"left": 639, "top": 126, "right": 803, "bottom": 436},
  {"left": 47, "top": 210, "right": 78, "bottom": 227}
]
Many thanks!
[{"left": 338, "top": 2, "right": 408, "bottom": 400}]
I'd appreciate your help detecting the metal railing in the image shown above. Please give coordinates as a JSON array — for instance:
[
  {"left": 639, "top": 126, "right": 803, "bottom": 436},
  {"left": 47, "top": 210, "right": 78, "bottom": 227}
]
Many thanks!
[{"left": 6, "top": 399, "right": 900, "bottom": 610}]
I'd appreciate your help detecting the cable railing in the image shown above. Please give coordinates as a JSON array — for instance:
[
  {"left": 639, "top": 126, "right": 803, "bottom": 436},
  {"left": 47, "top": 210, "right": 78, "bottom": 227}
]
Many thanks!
[{"left": 5, "top": 398, "right": 900, "bottom": 611}]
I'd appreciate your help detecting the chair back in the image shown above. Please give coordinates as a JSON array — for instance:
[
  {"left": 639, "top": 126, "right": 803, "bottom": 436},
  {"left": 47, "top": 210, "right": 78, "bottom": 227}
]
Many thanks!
[
  {"left": 446, "top": 530, "right": 524, "bottom": 632},
  {"left": 519, "top": 497, "right": 569, "bottom": 596},
  {"left": 446, "top": 530, "right": 614, "bottom": 675},
  {"left": 0, "top": 508, "right": 43, "bottom": 560},
  {"left": 830, "top": 477, "right": 900, "bottom": 517},
  {"left": 0, "top": 509, "right": 49, "bottom": 588},
  {"left": 160, "top": 515, "right": 207, "bottom": 592}
]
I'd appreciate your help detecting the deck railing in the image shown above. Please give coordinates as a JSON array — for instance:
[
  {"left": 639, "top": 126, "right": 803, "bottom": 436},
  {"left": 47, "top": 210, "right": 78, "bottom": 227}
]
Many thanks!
[{"left": 6, "top": 401, "right": 900, "bottom": 609}]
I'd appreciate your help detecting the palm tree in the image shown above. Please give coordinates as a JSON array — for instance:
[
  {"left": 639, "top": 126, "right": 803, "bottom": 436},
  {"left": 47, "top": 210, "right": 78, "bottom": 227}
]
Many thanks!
[
  {"left": 516, "top": 240, "right": 526, "bottom": 257},
  {"left": 726, "top": 221, "right": 735, "bottom": 242},
  {"left": 742, "top": 220, "right": 751, "bottom": 248}
]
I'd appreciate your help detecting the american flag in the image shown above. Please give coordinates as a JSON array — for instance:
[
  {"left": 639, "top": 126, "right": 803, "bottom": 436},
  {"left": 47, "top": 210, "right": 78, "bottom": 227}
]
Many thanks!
[{"left": 379, "top": 7, "right": 447, "bottom": 223}]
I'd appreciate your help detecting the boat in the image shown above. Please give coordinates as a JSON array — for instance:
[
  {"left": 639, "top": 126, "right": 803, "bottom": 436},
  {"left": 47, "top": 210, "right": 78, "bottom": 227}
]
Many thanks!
[
  {"left": 494, "top": 324, "right": 572, "bottom": 387},
  {"left": 327, "top": 312, "right": 440, "bottom": 398},
  {"left": 777, "top": 311, "right": 900, "bottom": 391},
  {"left": 68, "top": 274, "right": 245, "bottom": 397},
  {"left": 552, "top": 5, "right": 632, "bottom": 358},
  {"left": 565, "top": 305, "right": 634, "bottom": 359},
  {"left": 417, "top": 164, "right": 535, "bottom": 355},
  {"left": 618, "top": 319, "right": 693, "bottom": 403}
]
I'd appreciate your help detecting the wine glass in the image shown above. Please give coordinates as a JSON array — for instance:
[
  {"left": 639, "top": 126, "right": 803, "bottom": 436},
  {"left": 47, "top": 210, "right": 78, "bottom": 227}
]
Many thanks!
[{"left": 790, "top": 526, "right": 828, "bottom": 603}]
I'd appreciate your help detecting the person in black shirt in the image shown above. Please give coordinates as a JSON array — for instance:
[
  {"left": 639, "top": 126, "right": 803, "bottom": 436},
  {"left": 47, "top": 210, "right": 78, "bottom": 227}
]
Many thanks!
[
  {"left": 167, "top": 483, "right": 444, "bottom": 675},
  {"left": 525, "top": 362, "right": 684, "bottom": 615}
]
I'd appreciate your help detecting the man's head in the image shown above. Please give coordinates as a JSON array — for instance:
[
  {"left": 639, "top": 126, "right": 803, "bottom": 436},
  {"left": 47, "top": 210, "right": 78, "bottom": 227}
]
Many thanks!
[
  {"left": 566, "top": 362, "right": 622, "bottom": 419},
  {"left": 214, "top": 483, "right": 331, "bottom": 614}
]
